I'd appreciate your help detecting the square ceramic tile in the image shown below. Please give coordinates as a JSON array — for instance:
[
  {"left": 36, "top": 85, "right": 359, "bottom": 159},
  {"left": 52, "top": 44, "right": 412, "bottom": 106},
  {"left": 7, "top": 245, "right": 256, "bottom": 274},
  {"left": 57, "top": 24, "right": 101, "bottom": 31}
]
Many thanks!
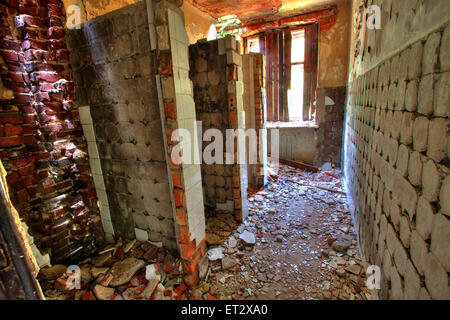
[
  {"left": 99, "top": 204, "right": 111, "bottom": 221},
  {"left": 135, "top": 228, "right": 149, "bottom": 241},
  {"left": 87, "top": 142, "right": 100, "bottom": 159},
  {"left": 102, "top": 218, "right": 114, "bottom": 235},
  {"left": 89, "top": 157, "right": 103, "bottom": 175},
  {"left": 96, "top": 188, "right": 109, "bottom": 207},
  {"left": 78, "top": 106, "right": 92, "bottom": 125},
  {"left": 93, "top": 173, "right": 106, "bottom": 190},
  {"left": 168, "top": 9, "right": 176, "bottom": 39},
  {"left": 82, "top": 123, "right": 96, "bottom": 142}
]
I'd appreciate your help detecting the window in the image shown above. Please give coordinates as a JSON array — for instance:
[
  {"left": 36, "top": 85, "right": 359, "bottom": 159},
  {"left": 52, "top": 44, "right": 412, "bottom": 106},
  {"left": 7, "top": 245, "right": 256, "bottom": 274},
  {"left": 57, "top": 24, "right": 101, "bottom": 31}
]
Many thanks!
[
  {"left": 244, "top": 25, "right": 318, "bottom": 124},
  {"left": 287, "top": 29, "right": 305, "bottom": 122},
  {"left": 247, "top": 37, "right": 260, "bottom": 53}
]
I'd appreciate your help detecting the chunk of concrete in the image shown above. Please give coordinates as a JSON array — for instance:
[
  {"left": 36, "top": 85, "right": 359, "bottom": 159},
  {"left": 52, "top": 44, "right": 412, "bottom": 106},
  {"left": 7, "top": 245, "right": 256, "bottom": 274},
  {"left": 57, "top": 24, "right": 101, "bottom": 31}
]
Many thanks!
[
  {"left": 239, "top": 231, "right": 256, "bottom": 245},
  {"left": 109, "top": 258, "right": 145, "bottom": 287},
  {"left": 93, "top": 285, "right": 115, "bottom": 300}
]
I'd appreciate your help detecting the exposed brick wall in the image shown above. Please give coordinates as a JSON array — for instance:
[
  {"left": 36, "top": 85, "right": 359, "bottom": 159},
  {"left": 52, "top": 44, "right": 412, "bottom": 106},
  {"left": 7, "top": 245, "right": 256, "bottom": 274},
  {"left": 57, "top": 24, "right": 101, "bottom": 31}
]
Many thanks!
[
  {"left": 345, "top": 2, "right": 450, "bottom": 299},
  {"left": 153, "top": 0, "right": 207, "bottom": 283},
  {"left": 315, "top": 86, "right": 346, "bottom": 167},
  {"left": 0, "top": 0, "right": 102, "bottom": 265},
  {"left": 243, "top": 53, "right": 266, "bottom": 190},
  {"left": 253, "top": 54, "right": 266, "bottom": 188},
  {"left": 66, "top": 1, "right": 177, "bottom": 251},
  {"left": 225, "top": 38, "right": 249, "bottom": 222}
]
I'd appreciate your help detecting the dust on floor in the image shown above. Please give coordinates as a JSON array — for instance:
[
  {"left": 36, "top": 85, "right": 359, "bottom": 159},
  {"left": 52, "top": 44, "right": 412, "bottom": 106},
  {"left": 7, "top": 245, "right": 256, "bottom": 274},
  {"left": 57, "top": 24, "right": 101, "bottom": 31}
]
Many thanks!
[
  {"left": 198, "top": 164, "right": 374, "bottom": 300},
  {"left": 38, "top": 164, "right": 375, "bottom": 300}
]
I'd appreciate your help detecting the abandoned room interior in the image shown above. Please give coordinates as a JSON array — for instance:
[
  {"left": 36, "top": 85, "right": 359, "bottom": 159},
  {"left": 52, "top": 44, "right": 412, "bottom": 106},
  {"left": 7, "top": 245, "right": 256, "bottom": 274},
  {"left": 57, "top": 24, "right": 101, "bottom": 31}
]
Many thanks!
[{"left": 0, "top": 0, "right": 449, "bottom": 301}]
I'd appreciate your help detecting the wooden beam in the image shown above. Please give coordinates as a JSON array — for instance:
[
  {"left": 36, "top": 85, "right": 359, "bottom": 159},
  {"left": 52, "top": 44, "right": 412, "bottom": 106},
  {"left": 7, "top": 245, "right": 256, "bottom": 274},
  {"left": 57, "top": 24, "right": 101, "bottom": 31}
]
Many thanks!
[
  {"left": 273, "top": 31, "right": 279, "bottom": 122},
  {"left": 277, "top": 157, "right": 319, "bottom": 173},
  {"left": 236, "top": 6, "right": 337, "bottom": 38}
]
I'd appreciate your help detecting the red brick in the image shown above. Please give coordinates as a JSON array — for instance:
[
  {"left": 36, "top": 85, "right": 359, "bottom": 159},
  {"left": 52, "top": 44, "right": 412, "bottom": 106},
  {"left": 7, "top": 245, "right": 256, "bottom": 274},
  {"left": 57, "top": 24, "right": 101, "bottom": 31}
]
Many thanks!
[
  {"left": 3, "top": 125, "right": 23, "bottom": 136},
  {"left": 176, "top": 208, "right": 187, "bottom": 226},
  {"left": 164, "top": 102, "right": 176, "bottom": 119},
  {"left": 179, "top": 241, "right": 196, "bottom": 261},
  {"left": 54, "top": 49, "right": 69, "bottom": 61},
  {"left": 21, "top": 175, "right": 37, "bottom": 186},
  {"left": 159, "top": 51, "right": 172, "bottom": 75},
  {"left": 50, "top": 39, "right": 66, "bottom": 50},
  {"left": 0, "top": 50, "right": 20, "bottom": 61},
  {"left": 0, "top": 136, "right": 22, "bottom": 147},
  {"left": 21, "top": 39, "right": 49, "bottom": 51},
  {"left": 5, "top": 0, "right": 19, "bottom": 7},
  {"left": 174, "top": 283, "right": 187, "bottom": 296},
  {"left": 15, "top": 189, "right": 29, "bottom": 203},
  {"left": 0, "top": 39, "right": 21, "bottom": 51},
  {"left": 54, "top": 278, "right": 68, "bottom": 291},
  {"left": 14, "top": 93, "right": 32, "bottom": 104},
  {"left": 15, "top": 15, "right": 46, "bottom": 28},
  {"left": 6, "top": 172, "right": 19, "bottom": 184},
  {"left": 173, "top": 189, "right": 184, "bottom": 207},
  {"left": 47, "top": 27, "right": 64, "bottom": 39},
  {"left": 177, "top": 225, "right": 190, "bottom": 244},
  {"left": 34, "top": 71, "right": 60, "bottom": 82},
  {"left": 171, "top": 170, "right": 182, "bottom": 188},
  {"left": 18, "top": 164, "right": 34, "bottom": 176},
  {"left": 227, "top": 64, "right": 238, "bottom": 81},
  {"left": 8, "top": 71, "right": 26, "bottom": 83},
  {"left": 18, "top": 5, "right": 38, "bottom": 16}
]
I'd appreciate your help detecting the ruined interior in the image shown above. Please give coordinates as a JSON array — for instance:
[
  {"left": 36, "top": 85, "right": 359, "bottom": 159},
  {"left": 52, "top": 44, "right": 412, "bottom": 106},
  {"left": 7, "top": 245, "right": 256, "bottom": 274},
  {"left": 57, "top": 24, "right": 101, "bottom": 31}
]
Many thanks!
[{"left": 0, "top": 0, "right": 449, "bottom": 301}]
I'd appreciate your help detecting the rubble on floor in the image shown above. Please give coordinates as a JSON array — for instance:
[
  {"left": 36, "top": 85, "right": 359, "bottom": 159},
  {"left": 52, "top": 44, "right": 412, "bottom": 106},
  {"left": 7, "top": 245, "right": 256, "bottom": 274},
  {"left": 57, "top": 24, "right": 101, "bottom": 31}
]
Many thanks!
[
  {"left": 196, "top": 164, "right": 375, "bottom": 300},
  {"left": 39, "top": 163, "right": 375, "bottom": 300},
  {"left": 39, "top": 240, "right": 195, "bottom": 300}
]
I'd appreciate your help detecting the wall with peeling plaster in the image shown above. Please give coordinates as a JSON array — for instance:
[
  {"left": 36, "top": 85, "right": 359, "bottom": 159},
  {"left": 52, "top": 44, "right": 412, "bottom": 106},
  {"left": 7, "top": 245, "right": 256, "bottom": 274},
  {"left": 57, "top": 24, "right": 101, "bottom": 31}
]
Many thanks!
[
  {"left": 318, "top": 0, "right": 351, "bottom": 88},
  {"left": 344, "top": 0, "right": 450, "bottom": 300},
  {"left": 181, "top": 1, "right": 216, "bottom": 44},
  {"left": 62, "top": 0, "right": 216, "bottom": 44}
]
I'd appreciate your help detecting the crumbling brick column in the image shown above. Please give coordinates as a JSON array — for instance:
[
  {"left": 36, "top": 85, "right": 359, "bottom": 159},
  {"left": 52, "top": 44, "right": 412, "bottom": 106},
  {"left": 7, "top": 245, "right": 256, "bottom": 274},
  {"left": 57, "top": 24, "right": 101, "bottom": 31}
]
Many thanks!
[
  {"left": 0, "top": 0, "right": 101, "bottom": 265},
  {"left": 223, "top": 36, "right": 249, "bottom": 222},
  {"left": 151, "top": 0, "right": 207, "bottom": 285},
  {"left": 243, "top": 53, "right": 267, "bottom": 190}
]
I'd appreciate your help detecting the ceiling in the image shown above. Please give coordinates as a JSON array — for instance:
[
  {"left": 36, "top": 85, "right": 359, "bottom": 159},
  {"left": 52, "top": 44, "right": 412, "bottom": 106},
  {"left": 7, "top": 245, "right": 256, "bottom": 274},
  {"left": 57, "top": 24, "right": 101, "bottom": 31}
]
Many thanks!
[{"left": 187, "top": 0, "right": 345, "bottom": 22}]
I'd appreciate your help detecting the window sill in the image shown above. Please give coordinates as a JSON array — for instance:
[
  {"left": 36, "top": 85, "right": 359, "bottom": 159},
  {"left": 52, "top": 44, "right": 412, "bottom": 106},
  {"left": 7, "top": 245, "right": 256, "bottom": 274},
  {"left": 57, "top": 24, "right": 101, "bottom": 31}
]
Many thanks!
[{"left": 267, "top": 121, "right": 319, "bottom": 129}]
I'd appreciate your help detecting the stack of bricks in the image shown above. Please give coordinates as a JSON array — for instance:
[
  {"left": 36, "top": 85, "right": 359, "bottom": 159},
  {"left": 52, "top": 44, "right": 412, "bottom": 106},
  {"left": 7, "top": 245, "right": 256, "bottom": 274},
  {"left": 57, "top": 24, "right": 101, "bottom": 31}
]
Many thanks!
[
  {"left": 242, "top": 52, "right": 267, "bottom": 191},
  {"left": 253, "top": 53, "right": 266, "bottom": 188},
  {"left": 344, "top": 22, "right": 450, "bottom": 299},
  {"left": 223, "top": 35, "right": 249, "bottom": 222},
  {"left": 66, "top": 1, "right": 177, "bottom": 251},
  {"left": 153, "top": 0, "right": 207, "bottom": 285},
  {"left": 189, "top": 39, "right": 234, "bottom": 211},
  {"left": 0, "top": 0, "right": 101, "bottom": 264},
  {"left": 315, "top": 86, "right": 346, "bottom": 167}
]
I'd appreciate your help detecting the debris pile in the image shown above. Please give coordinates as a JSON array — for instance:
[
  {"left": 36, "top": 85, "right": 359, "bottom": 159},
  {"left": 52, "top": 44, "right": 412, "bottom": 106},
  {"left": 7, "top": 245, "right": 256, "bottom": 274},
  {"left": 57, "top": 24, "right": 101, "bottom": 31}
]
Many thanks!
[
  {"left": 196, "top": 163, "right": 374, "bottom": 300},
  {"left": 40, "top": 163, "right": 374, "bottom": 300},
  {"left": 39, "top": 240, "right": 205, "bottom": 300}
]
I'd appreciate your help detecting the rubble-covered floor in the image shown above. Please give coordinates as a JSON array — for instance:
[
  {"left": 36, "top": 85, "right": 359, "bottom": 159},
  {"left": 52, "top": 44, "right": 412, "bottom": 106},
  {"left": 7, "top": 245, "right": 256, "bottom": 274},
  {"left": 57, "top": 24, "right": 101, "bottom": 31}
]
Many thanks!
[
  {"left": 197, "top": 164, "right": 374, "bottom": 300},
  {"left": 38, "top": 164, "right": 374, "bottom": 300}
]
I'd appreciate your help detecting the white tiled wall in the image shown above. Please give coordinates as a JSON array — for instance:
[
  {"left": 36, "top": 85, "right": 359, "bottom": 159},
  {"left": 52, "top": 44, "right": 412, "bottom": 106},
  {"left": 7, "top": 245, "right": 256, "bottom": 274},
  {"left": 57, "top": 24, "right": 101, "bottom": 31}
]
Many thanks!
[
  {"left": 78, "top": 105, "right": 114, "bottom": 243},
  {"left": 168, "top": 8, "right": 205, "bottom": 245}
]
